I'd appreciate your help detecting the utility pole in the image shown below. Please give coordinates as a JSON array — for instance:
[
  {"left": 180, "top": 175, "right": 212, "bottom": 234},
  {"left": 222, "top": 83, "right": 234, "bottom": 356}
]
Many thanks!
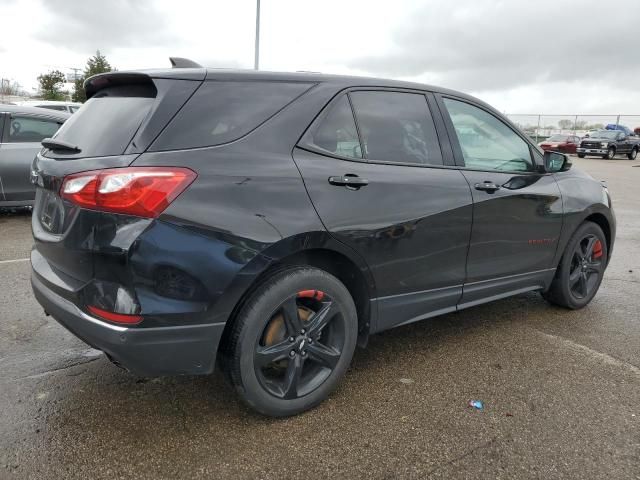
[
  {"left": 254, "top": 0, "right": 261, "bottom": 70},
  {"left": 70, "top": 67, "right": 81, "bottom": 81}
]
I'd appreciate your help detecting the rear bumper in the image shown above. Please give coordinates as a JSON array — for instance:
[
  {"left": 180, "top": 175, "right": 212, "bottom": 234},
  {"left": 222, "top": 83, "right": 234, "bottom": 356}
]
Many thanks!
[{"left": 32, "top": 273, "right": 225, "bottom": 376}]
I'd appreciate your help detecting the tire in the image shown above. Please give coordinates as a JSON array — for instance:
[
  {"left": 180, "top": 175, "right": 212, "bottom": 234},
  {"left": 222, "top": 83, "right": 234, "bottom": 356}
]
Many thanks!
[
  {"left": 223, "top": 267, "right": 357, "bottom": 417},
  {"left": 542, "top": 221, "right": 608, "bottom": 309},
  {"left": 627, "top": 148, "right": 638, "bottom": 160},
  {"left": 604, "top": 146, "right": 615, "bottom": 159},
  {"left": 577, "top": 154, "right": 585, "bottom": 158}
]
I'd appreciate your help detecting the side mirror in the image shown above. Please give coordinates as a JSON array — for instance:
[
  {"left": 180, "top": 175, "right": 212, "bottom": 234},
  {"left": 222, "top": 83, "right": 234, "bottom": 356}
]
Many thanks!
[{"left": 543, "top": 151, "right": 571, "bottom": 173}]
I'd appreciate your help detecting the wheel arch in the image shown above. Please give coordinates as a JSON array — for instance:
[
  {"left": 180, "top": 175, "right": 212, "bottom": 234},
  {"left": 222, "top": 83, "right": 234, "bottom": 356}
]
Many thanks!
[
  {"left": 584, "top": 212, "right": 612, "bottom": 255},
  {"left": 554, "top": 208, "right": 613, "bottom": 272},
  {"left": 268, "top": 248, "right": 373, "bottom": 345},
  {"left": 216, "top": 232, "right": 377, "bottom": 361}
]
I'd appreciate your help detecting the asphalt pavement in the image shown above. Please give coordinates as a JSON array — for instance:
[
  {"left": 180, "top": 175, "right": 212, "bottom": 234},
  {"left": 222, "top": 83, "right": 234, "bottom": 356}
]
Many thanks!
[{"left": 1, "top": 156, "right": 639, "bottom": 479}]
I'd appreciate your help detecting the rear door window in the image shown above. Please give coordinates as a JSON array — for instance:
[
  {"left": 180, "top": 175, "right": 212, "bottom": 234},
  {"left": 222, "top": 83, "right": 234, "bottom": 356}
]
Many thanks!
[
  {"left": 299, "top": 95, "right": 362, "bottom": 159},
  {"left": 350, "top": 91, "right": 443, "bottom": 166},
  {"left": 6, "top": 115, "right": 62, "bottom": 143},
  {"left": 151, "top": 81, "right": 313, "bottom": 151}
]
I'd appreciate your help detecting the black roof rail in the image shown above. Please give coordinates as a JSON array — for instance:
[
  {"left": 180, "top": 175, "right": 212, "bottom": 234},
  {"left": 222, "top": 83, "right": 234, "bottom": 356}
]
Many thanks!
[{"left": 169, "top": 57, "right": 203, "bottom": 68}]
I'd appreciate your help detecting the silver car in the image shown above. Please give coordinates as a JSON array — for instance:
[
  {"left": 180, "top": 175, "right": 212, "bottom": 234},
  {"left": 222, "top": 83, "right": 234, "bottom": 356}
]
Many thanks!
[
  {"left": 18, "top": 100, "right": 83, "bottom": 114},
  {"left": 0, "top": 105, "right": 69, "bottom": 207}
]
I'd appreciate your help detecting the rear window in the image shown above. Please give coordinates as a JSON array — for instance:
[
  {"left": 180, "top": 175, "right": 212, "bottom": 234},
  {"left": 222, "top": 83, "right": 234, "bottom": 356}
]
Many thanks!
[
  {"left": 50, "top": 84, "right": 156, "bottom": 157},
  {"left": 150, "top": 81, "right": 312, "bottom": 151}
]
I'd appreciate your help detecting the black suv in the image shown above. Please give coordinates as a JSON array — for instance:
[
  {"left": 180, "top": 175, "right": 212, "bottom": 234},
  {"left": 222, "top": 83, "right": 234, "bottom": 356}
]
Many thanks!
[
  {"left": 31, "top": 60, "right": 615, "bottom": 416},
  {"left": 577, "top": 129, "right": 639, "bottom": 160}
]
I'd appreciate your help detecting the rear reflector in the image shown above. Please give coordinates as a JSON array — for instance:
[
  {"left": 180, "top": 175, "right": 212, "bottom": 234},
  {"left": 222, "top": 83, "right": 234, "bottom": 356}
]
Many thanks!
[
  {"left": 61, "top": 167, "right": 196, "bottom": 218},
  {"left": 87, "top": 305, "right": 143, "bottom": 325}
]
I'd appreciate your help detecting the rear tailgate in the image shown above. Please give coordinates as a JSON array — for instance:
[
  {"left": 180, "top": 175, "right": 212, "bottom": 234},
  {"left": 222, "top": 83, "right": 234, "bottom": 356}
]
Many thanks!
[{"left": 31, "top": 71, "right": 203, "bottom": 294}]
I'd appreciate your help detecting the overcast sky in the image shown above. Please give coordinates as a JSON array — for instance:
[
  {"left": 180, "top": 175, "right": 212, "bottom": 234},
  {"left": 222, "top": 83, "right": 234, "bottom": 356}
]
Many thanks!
[{"left": 1, "top": 0, "right": 639, "bottom": 114}]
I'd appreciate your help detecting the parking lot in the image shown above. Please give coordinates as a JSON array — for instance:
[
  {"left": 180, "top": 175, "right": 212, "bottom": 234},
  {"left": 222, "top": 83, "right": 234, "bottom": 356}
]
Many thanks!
[{"left": 0, "top": 156, "right": 638, "bottom": 479}]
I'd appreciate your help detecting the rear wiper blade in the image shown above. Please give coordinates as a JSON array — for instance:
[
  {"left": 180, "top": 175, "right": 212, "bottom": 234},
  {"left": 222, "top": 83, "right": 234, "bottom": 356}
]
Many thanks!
[{"left": 41, "top": 138, "right": 81, "bottom": 153}]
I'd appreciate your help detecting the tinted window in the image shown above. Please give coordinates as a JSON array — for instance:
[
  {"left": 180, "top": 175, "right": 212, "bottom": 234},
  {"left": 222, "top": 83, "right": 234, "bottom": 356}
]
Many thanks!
[
  {"left": 151, "top": 81, "right": 312, "bottom": 151},
  {"left": 444, "top": 98, "right": 533, "bottom": 172},
  {"left": 350, "top": 91, "right": 442, "bottom": 166},
  {"left": 37, "top": 105, "right": 67, "bottom": 111},
  {"left": 7, "top": 115, "right": 61, "bottom": 143},
  {"left": 52, "top": 84, "right": 155, "bottom": 157},
  {"left": 300, "top": 96, "right": 362, "bottom": 159}
]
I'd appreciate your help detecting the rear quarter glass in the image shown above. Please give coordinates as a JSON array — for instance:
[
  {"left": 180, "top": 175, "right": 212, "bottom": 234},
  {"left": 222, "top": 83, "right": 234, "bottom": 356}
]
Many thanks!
[
  {"left": 48, "top": 83, "right": 157, "bottom": 158},
  {"left": 149, "top": 81, "right": 314, "bottom": 151}
]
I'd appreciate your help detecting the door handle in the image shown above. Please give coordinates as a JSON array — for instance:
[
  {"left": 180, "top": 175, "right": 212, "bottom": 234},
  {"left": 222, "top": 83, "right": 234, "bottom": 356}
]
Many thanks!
[
  {"left": 474, "top": 181, "right": 501, "bottom": 193},
  {"left": 328, "top": 175, "right": 369, "bottom": 189}
]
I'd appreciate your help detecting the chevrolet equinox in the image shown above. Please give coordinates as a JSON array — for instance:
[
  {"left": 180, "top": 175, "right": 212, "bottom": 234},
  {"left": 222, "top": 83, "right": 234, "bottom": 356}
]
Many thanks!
[{"left": 31, "top": 58, "right": 615, "bottom": 416}]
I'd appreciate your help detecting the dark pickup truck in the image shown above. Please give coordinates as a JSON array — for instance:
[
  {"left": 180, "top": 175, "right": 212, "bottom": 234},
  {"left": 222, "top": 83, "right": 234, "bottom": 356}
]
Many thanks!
[{"left": 577, "top": 129, "right": 639, "bottom": 160}]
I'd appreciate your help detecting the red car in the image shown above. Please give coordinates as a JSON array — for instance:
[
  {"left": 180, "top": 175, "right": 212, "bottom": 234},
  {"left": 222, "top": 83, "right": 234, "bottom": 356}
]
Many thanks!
[{"left": 539, "top": 134, "right": 581, "bottom": 154}]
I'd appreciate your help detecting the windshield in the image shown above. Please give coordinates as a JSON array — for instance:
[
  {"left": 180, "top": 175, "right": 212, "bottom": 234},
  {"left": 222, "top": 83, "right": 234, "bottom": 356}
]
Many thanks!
[
  {"left": 590, "top": 130, "right": 619, "bottom": 139},
  {"left": 547, "top": 135, "right": 568, "bottom": 142}
]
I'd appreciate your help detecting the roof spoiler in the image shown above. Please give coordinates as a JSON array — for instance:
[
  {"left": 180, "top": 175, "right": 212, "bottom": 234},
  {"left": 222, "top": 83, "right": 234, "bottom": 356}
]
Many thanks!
[
  {"left": 84, "top": 72, "right": 155, "bottom": 99},
  {"left": 169, "top": 57, "right": 202, "bottom": 68}
]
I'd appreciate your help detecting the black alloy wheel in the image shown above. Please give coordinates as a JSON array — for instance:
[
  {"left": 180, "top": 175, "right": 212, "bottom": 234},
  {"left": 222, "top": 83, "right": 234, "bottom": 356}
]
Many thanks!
[
  {"left": 254, "top": 290, "right": 345, "bottom": 399},
  {"left": 223, "top": 267, "right": 357, "bottom": 416},
  {"left": 568, "top": 234, "right": 604, "bottom": 300},
  {"left": 542, "top": 221, "right": 607, "bottom": 309}
]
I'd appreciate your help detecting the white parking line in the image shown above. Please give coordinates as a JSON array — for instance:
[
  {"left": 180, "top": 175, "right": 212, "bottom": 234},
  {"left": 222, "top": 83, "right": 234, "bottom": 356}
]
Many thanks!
[
  {"left": 0, "top": 258, "right": 30, "bottom": 265},
  {"left": 536, "top": 330, "right": 640, "bottom": 377}
]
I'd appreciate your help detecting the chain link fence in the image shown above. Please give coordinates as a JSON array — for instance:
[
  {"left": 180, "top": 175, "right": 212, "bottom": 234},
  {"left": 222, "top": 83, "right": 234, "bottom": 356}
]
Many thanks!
[
  {"left": 0, "top": 94, "right": 33, "bottom": 105},
  {"left": 507, "top": 114, "right": 640, "bottom": 142}
]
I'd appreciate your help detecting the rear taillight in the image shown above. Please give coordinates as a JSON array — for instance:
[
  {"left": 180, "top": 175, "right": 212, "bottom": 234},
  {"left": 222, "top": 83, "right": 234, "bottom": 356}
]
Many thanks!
[
  {"left": 87, "top": 305, "right": 142, "bottom": 325},
  {"left": 60, "top": 167, "right": 196, "bottom": 218}
]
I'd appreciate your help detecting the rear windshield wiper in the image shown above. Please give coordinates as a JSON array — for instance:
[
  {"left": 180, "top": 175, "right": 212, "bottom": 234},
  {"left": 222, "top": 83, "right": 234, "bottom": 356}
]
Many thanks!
[{"left": 41, "top": 138, "right": 82, "bottom": 153}]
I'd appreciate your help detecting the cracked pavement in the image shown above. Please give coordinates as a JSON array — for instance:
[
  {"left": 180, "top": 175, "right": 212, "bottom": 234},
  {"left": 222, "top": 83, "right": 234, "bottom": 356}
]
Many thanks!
[{"left": 0, "top": 157, "right": 639, "bottom": 479}]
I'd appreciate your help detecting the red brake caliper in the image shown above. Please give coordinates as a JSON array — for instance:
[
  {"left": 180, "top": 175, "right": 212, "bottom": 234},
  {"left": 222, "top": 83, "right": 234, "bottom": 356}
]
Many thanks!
[
  {"left": 297, "top": 290, "right": 325, "bottom": 301},
  {"left": 593, "top": 240, "right": 603, "bottom": 259}
]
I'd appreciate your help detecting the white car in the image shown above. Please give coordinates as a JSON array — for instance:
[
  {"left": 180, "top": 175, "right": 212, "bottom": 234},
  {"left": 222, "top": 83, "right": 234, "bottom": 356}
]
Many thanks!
[{"left": 17, "top": 100, "right": 82, "bottom": 114}]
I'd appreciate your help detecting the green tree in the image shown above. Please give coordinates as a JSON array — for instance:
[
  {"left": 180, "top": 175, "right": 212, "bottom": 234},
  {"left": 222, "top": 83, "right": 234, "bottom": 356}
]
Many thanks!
[
  {"left": 37, "top": 70, "right": 67, "bottom": 100},
  {"left": 72, "top": 50, "right": 114, "bottom": 103},
  {"left": 558, "top": 119, "right": 574, "bottom": 130}
]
